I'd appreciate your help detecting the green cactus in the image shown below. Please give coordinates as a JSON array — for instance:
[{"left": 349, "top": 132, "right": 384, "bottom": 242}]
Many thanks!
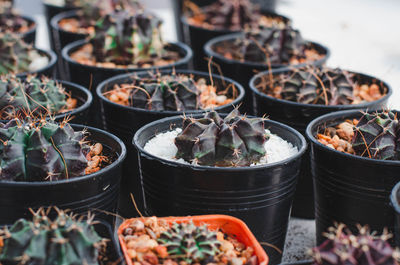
[
  {"left": 0, "top": 118, "right": 90, "bottom": 182},
  {"left": 0, "top": 75, "right": 68, "bottom": 119},
  {"left": 352, "top": 111, "right": 399, "bottom": 160},
  {"left": 174, "top": 109, "right": 268, "bottom": 166},
  {"left": 90, "top": 8, "right": 165, "bottom": 66},
  {"left": 158, "top": 221, "right": 221, "bottom": 263},
  {"left": 0, "top": 32, "right": 32, "bottom": 75},
  {"left": 0, "top": 207, "right": 106, "bottom": 265}
]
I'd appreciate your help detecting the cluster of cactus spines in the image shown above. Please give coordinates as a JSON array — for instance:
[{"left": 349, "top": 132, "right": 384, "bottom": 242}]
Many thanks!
[
  {"left": 242, "top": 27, "right": 305, "bottom": 64},
  {"left": 175, "top": 109, "right": 268, "bottom": 166},
  {"left": 277, "top": 67, "right": 355, "bottom": 105},
  {"left": 0, "top": 118, "right": 90, "bottom": 182},
  {"left": 0, "top": 32, "right": 32, "bottom": 75},
  {"left": 0, "top": 207, "right": 106, "bottom": 265},
  {"left": 0, "top": 75, "right": 68, "bottom": 119},
  {"left": 158, "top": 221, "right": 221, "bottom": 263},
  {"left": 130, "top": 73, "right": 199, "bottom": 111},
  {"left": 311, "top": 224, "right": 400, "bottom": 265},
  {"left": 352, "top": 111, "right": 399, "bottom": 160},
  {"left": 90, "top": 8, "right": 164, "bottom": 65}
]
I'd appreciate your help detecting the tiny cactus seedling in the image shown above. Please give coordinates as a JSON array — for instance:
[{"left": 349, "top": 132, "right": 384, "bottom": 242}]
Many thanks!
[
  {"left": 352, "top": 111, "right": 399, "bottom": 160},
  {"left": 158, "top": 221, "right": 221, "bottom": 263},
  {"left": 0, "top": 32, "right": 32, "bottom": 75},
  {"left": 0, "top": 118, "right": 106, "bottom": 182},
  {"left": 310, "top": 224, "right": 400, "bottom": 265},
  {"left": 0, "top": 207, "right": 107, "bottom": 265},
  {"left": 0, "top": 75, "right": 75, "bottom": 119},
  {"left": 175, "top": 109, "right": 268, "bottom": 166}
]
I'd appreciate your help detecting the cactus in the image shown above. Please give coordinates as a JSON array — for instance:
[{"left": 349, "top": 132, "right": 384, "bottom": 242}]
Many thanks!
[
  {"left": 0, "top": 75, "right": 69, "bottom": 119},
  {"left": 311, "top": 224, "right": 400, "bottom": 265},
  {"left": 0, "top": 32, "right": 32, "bottom": 75},
  {"left": 352, "top": 111, "right": 399, "bottom": 160},
  {"left": 0, "top": 118, "right": 92, "bottom": 182},
  {"left": 0, "top": 207, "right": 106, "bottom": 265},
  {"left": 174, "top": 109, "right": 268, "bottom": 166},
  {"left": 158, "top": 221, "right": 221, "bottom": 263},
  {"left": 90, "top": 8, "right": 166, "bottom": 66}
]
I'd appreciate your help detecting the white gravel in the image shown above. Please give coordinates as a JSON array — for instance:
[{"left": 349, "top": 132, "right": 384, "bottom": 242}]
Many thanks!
[
  {"left": 28, "top": 51, "right": 49, "bottom": 72},
  {"left": 144, "top": 128, "right": 298, "bottom": 165}
]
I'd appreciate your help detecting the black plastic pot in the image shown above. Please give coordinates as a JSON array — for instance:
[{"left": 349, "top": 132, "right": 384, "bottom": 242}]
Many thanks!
[
  {"left": 16, "top": 48, "right": 58, "bottom": 78},
  {"left": 62, "top": 39, "right": 192, "bottom": 128},
  {"left": 133, "top": 114, "right": 307, "bottom": 265},
  {"left": 0, "top": 79, "right": 92, "bottom": 125},
  {"left": 97, "top": 69, "right": 245, "bottom": 218},
  {"left": 279, "top": 261, "right": 313, "bottom": 265},
  {"left": 391, "top": 182, "right": 400, "bottom": 247},
  {"left": 204, "top": 33, "right": 330, "bottom": 113},
  {"left": 181, "top": 12, "right": 290, "bottom": 71},
  {"left": 249, "top": 69, "right": 392, "bottom": 219},
  {"left": 0, "top": 124, "right": 126, "bottom": 226},
  {"left": 50, "top": 10, "right": 88, "bottom": 79},
  {"left": 306, "top": 109, "right": 400, "bottom": 244},
  {"left": 0, "top": 14, "right": 37, "bottom": 44}
]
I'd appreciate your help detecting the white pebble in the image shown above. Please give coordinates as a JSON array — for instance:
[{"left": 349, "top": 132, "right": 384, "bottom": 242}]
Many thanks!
[{"left": 28, "top": 51, "right": 49, "bottom": 72}]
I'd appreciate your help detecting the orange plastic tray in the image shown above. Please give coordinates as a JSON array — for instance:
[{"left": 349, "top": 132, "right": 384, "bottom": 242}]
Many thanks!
[{"left": 118, "top": 214, "right": 269, "bottom": 265}]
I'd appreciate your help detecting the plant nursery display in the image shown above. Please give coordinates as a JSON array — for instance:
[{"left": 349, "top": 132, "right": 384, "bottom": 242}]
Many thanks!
[
  {"left": 104, "top": 71, "right": 238, "bottom": 111},
  {"left": 0, "top": 118, "right": 109, "bottom": 181},
  {"left": 0, "top": 75, "right": 78, "bottom": 119},
  {"left": 0, "top": 207, "right": 118, "bottom": 265},
  {"left": 310, "top": 224, "right": 400, "bottom": 265},
  {"left": 118, "top": 215, "right": 268, "bottom": 265}
]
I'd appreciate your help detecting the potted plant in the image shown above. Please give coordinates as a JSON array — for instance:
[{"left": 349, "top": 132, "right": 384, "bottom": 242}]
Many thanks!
[
  {"left": 0, "top": 117, "right": 126, "bottom": 225},
  {"left": 0, "top": 32, "right": 57, "bottom": 77},
  {"left": 249, "top": 66, "right": 392, "bottom": 218},
  {"left": 133, "top": 109, "right": 307, "bottom": 265},
  {"left": 0, "top": 74, "right": 92, "bottom": 124},
  {"left": 62, "top": 8, "right": 192, "bottom": 127},
  {"left": 204, "top": 27, "right": 330, "bottom": 112},
  {"left": 306, "top": 109, "right": 400, "bottom": 244},
  {"left": 118, "top": 215, "right": 269, "bottom": 265},
  {"left": 0, "top": 3, "right": 37, "bottom": 44},
  {"left": 181, "top": 0, "right": 290, "bottom": 70},
  {"left": 97, "top": 69, "right": 245, "bottom": 217},
  {"left": 0, "top": 207, "right": 122, "bottom": 264},
  {"left": 391, "top": 182, "right": 400, "bottom": 247}
]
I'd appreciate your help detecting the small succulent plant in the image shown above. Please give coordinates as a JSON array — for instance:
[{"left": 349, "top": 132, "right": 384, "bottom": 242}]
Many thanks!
[
  {"left": 352, "top": 111, "right": 399, "bottom": 160},
  {"left": 175, "top": 109, "right": 268, "bottom": 166},
  {"left": 311, "top": 224, "right": 400, "bottom": 265},
  {"left": 0, "top": 207, "right": 107, "bottom": 265},
  {"left": 0, "top": 75, "right": 72, "bottom": 119},
  {"left": 0, "top": 32, "right": 32, "bottom": 75},
  {"left": 0, "top": 118, "right": 106, "bottom": 182},
  {"left": 90, "top": 8, "right": 166, "bottom": 66},
  {"left": 158, "top": 221, "right": 221, "bottom": 263}
]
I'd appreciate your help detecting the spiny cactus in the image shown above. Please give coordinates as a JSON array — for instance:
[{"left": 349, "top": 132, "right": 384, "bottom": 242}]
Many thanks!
[
  {"left": 0, "top": 207, "right": 107, "bottom": 265},
  {"left": 158, "top": 221, "right": 221, "bottom": 263},
  {"left": 0, "top": 118, "right": 90, "bottom": 182},
  {"left": 90, "top": 8, "right": 165, "bottom": 66},
  {"left": 311, "top": 224, "right": 400, "bottom": 265},
  {"left": 0, "top": 32, "right": 32, "bottom": 75},
  {"left": 175, "top": 109, "right": 268, "bottom": 166},
  {"left": 352, "top": 111, "right": 399, "bottom": 160},
  {"left": 0, "top": 75, "right": 69, "bottom": 119}
]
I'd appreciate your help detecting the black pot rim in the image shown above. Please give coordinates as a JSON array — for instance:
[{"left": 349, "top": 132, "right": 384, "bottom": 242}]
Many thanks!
[
  {"left": 203, "top": 32, "right": 330, "bottom": 69},
  {"left": 180, "top": 10, "right": 290, "bottom": 34},
  {"left": 133, "top": 114, "right": 307, "bottom": 171},
  {"left": 0, "top": 79, "right": 93, "bottom": 123},
  {"left": 50, "top": 10, "right": 87, "bottom": 38},
  {"left": 249, "top": 68, "right": 392, "bottom": 110},
  {"left": 0, "top": 124, "right": 126, "bottom": 186},
  {"left": 306, "top": 109, "right": 400, "bottom": 166},
  {"left": 1, "top": 13, "right": 37, "bottom": 37},
  {"left": 62, "top": 39, "right": 193, "bottom": 73},
  {"left": 96, "top": 69, "right": 245, "bottom": 115},
  {"left": 16, "top": 48, "right": 57, "bottom": 77},
  {"left": 391, "top": 181, "right": 400, "bottom": 214}
]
